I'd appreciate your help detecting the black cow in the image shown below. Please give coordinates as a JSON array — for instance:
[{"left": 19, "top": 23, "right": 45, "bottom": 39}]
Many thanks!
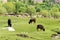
[
  {"left": 8, "top": 19, "right": 12, "bottom": 27},
  {"left": 37, "top": 24, "right": 45, "bottom": 31},
  {"left": 28, "top": 18, "right": 36, "bottom": 24}
]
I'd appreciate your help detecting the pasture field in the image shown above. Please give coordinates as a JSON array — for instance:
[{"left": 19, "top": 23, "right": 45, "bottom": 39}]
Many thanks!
[{"left": 0, "top": 16, "right": 60, "bottom": 40}]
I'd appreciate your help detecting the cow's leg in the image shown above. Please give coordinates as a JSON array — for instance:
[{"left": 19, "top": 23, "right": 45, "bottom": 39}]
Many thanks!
[
  {"left": 8, "top": 24, "right": 10, "bottom": 27},
  {"left": 29, "top": 21, "right": 30, "bottom": 24},
  {"left": 33, "top": 20, "right": 36, "bottom": 23},
  {"left": 29, "top": 20, "right": 32, "bottom": 24},
  {"left": 8, "top": 24, "right": 11, "bottom": 27},
  {"left": 37, "top": 27, "right": 39, "bottom": 31},
  {"left": 10, "top": 24, "right": 12, "bottom": 27}
]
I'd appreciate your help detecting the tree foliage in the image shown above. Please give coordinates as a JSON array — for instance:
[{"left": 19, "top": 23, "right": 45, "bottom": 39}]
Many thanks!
[
  {"left": 0, "top": 0, "right": 60, "bottom": 18},
  {"left": 3, "top": 2, "right": 15, "bottom": 14},
  {"left": 15, "top": 2, "right": 26, "bottom": 14},
  {"left": 27, "top": 5, "right": 36, "bottom": 16},
  {"left": 0, "top": 7, "right": 7, "bottom": 14}
]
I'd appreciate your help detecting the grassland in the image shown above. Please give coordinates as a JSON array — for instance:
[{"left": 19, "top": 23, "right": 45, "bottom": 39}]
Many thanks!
[{"left": 0, "top": 16, "right": 60, "bottom": 40}]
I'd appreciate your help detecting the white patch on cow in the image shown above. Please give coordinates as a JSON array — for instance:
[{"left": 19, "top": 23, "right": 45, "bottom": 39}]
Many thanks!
[
  {"left": 2, "top": 27, "right": 15, "bottom": 32},
  {"left": 7, "top": 27, "right": 15, "bottom": 32}
]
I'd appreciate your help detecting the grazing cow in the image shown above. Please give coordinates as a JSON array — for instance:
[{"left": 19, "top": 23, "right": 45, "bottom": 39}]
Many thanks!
[
  {"left": 28, "top": 18, "right": 36, "bottom": 24},
  {"left": 37, "top": 24, "right": 45, "bottom": 31},
  {"left": 8, "top": 19, "right": 12, "bottom": 27}
]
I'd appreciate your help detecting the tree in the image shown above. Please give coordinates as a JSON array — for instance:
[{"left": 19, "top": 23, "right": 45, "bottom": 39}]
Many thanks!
[
  {"left": 7, "top": 0, "right": 16, "bottom": 2},
  {"left": 0, "top": 3, "right": 7, "bottom": 14},
  {"left": 50, "top": 6, "right": 59, "bottom": 18},
  {"left": 0, "top": 2, "right": 3, "bottom": 7},
  {"left": 15, "top": 2, "right": 26, "bottom": 14},
  {"left": 27, "top": 5, "right": 36, "bottom": 17},
  {"left": 0, "top": 7, "right": 7, "bottom": 14},
  {"left": 28, "top": 0, "right": 34, "bottom": 5},
  {"left": 3, "top": 2, "right": 15, "bottom": 14},
  {"left": 40, "top": 10, "right": 50, "bottom": 17},
  {"left": 18, "top": 7, "right": 27, "bottom": 14}
]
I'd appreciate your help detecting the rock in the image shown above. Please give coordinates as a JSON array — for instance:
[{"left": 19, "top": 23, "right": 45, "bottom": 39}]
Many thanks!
[{"left": 16, "top": 34, "right": 29, "bottom": 38}]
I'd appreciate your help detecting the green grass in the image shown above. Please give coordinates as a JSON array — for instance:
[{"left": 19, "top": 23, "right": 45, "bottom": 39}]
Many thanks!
[{"left": 0, "top": 16, "right": 60, "bottom": 40}]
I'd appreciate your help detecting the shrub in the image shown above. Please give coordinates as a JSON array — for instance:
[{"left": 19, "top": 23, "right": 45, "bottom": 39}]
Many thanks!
[
  {"left": 0, "top": 7, "right": 7, "bottom": 14},
  {"left": 50, "top": 6, "right": 59, "bottom": 18},
  {"left": 27, "top": 5, "right": 36, "bottom": 16},
  {"left": 40, "top": 10, "right": 50, "bottom": 17},
  {"left": 18, "top": 7, "right": 27, "bottom": 14},
  {"left": 52, "top": 12, "right": 60, "bottom": 18},
  {"left": 35, "top": 3, "right": 41, "bottom": 12},
  {"left": 3, "top": 2, "right": 15, "bottom": 14},
  {"left": 15, "top": 2, "right": 25, "bottom": 14},
  {"left": 0, "top": 3, "right": 3, "bottom": 7}
]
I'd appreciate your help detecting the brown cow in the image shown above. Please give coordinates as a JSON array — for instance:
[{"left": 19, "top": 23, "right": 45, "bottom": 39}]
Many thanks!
[
  {"left": 37, "top": 24, "right": 45, "bottom": 31},
  {"left": 28, "top": 18, "right": 36, "bottom": 24}
]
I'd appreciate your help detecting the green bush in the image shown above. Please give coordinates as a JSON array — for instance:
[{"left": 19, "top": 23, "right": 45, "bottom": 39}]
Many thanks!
[
  {"left": 3, "top": 2, "right": 15, "bottom": 14},
  {"left": 0, "top": 7, "right": 7, "bottom": 14},
  {"left": 7, "top": 0, "right": 16, "bottom": 2},
  {"left": 35, "top": 3, "right": 41, "bottom": 12},
  {"left": 27, "top": 5, "right": 36, "bottom": 16},
  {"left": 18, "top": 7, "right": 27, "bottom": 14},
  {"left": 15, "top": 2, "right": 26, "bottom": 14},
  {"left": 0, "top": 3, "right": 3, "bottom": 7},
  {"left": 28, "top": 0, "right": 34, "bottom": 5},
  {"left": 51, "top": 12, "right": 60, "bottom": 18},
  {"left": 40, "top": 3, "right": 52, "bottom": 10},
  {"left": 50, "top": 6, "right": 59, "bottom": 18},
  {"left": 35, "top": 2, "right": 52, "bottom": 13},
  {"left": 40, "top": 10, "right": 50, "bottom": 17}
]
